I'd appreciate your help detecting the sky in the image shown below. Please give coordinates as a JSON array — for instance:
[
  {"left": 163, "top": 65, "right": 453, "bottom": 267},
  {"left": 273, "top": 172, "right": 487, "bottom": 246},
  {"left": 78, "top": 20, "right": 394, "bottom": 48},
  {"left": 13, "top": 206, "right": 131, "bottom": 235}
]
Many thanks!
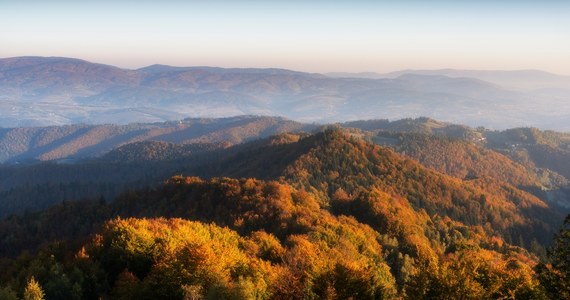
[{"left": 1, "top": 0, "right": 569, "bottom": 74}]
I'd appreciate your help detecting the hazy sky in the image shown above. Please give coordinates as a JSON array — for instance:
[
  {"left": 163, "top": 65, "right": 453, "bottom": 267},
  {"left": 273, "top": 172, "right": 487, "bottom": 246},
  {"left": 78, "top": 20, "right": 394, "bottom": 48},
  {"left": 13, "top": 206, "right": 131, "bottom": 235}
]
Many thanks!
[{"left": 1, "top": 0, "right": 569, "bottom": 74}]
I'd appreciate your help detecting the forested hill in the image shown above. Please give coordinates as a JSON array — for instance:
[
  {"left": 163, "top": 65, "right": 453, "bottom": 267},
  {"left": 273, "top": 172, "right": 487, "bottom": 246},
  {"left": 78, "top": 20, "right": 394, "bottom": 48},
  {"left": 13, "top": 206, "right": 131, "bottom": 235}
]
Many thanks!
[
  {"left": 2, "top": 118, "right": 570, "bottom": 219},
  {"left": 367, "top": 132, "right": 570, "bottom": 207},
  {"left": 341, "top": 118, "right": 570, "bottom": 209},
  {"left": 100, "top": 141, "right": 224, "bottom": 163},
  {"left": 486, "top": 127, "right": 570, "bottom": 181},
  {"left": 0, "top": 129, "right": 568, "bottom": 299},
  {"left": 0, "top": 115, "right": 313, "bottom": 163}
]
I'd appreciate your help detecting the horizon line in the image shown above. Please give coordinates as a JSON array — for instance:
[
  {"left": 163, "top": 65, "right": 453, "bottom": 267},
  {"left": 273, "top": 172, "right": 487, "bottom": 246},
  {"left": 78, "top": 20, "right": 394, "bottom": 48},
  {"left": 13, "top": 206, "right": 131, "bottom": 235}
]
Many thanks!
[{"left": 2, "top": 55, "right": 568, "bottom": 77}]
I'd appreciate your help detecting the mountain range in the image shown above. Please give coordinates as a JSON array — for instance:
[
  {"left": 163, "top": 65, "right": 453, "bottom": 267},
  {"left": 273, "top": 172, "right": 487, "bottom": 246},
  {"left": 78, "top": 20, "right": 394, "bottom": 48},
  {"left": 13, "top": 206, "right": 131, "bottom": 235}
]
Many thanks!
[{"left": 1, "top": 56, "right": 569, "bottom": 130}]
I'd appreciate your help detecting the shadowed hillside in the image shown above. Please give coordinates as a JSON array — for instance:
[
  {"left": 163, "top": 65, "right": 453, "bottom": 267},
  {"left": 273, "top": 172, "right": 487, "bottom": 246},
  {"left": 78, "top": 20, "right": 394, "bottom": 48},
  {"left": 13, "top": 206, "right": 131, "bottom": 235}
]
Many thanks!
[{"left": 0, "top": 115, "right": 314, "bottom": 163}]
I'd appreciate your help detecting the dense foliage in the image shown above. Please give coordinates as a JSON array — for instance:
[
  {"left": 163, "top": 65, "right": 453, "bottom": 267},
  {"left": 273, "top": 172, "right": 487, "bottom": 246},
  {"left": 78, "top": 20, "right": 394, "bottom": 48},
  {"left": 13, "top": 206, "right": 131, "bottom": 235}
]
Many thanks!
[
  {"left": 1, "top": 129, "right": 568, "bottom": 299},
  {"left": 0, "top": 177, "right": 554, "bottom": 299},
  {"left": 380, "top": 133, "right": 543, "bottom": 187},
  {"left": 280, "top": 130, "right": 563, "bottom": 247},
  {"left": 100, "top": 141, "right": 224, "bottom": 163}
]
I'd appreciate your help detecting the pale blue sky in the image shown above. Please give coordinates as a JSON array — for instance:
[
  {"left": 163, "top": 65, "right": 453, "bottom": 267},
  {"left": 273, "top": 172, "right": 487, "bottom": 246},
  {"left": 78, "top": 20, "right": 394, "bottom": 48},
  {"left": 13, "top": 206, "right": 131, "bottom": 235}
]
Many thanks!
[{"left": 1, "top": 0, "right": 569, "bottom": 74}]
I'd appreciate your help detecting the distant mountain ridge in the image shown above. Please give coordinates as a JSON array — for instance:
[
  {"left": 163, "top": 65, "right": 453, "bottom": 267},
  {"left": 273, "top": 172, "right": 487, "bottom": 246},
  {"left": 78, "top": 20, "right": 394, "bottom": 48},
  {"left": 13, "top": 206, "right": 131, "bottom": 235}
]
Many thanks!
[
  {"left": 327, "top": 68, "right": 570, "bottom": 90},
  {"left": 1, "top": 56, "right": 569, "bottom": 130},
  {"left": 138, "top": 64, "right": 323, "bottom": 77}
]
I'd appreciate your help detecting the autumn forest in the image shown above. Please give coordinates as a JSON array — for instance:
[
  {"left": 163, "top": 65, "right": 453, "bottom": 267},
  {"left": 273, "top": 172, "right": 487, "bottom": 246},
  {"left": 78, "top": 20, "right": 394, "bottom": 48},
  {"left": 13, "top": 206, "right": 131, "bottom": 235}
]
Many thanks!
[{"left": 0, "top": 123, "right": 569, "bottom": 299}]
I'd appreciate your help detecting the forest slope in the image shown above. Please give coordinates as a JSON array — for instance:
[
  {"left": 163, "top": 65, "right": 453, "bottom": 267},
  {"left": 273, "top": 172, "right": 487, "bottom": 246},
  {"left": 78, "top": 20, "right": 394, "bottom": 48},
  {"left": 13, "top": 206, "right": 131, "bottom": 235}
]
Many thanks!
[{"left": 0, "top": 176, "right": 552, "bottom": 299}]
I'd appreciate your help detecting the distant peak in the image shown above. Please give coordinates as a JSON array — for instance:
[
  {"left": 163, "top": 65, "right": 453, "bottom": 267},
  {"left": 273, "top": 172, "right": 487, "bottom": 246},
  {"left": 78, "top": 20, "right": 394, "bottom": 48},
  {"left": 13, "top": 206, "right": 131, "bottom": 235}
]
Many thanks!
[
  {"left": 1, "top": 56, "right": 92, "bottom": 65},
  {"left": 0, "top": 56, "right": 124, "bottom": 71},
  {"left": 137, "top": 64, "right": 323, "bottom": 77}
]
